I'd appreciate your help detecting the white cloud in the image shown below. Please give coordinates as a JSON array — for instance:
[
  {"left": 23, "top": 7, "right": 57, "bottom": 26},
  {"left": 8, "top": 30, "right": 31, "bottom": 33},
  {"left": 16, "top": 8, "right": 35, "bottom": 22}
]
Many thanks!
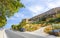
[
  {"left": 28, "top": 5, "right": 44, "bottom": 16},
  {"left": 14, "top": 13, "right": 25, "bottom": 18},
  {"left": 47, "top": 3, "right": 57, "bottom": 8},
  {"left": 21, "top": 0, "right": 60, "bottom": 17},
  {"left": 7, "top": 13, "right": 26, "bottom": 20},
  {"left": 7, "top": 17, "right": 16, "bottom": 20},
  {"left": 28, "top": 5, "right": 43, "bottom": 13},
  {"left": 47, "top": 0, "right": 60, "bottom": 9},
  {"left": 9, "top": 17, "right": 16, "bottom": 20}
]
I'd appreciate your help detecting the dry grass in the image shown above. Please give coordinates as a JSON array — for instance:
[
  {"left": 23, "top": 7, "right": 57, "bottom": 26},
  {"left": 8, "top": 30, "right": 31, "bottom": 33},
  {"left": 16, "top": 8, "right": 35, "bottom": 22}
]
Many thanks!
[
  {"left": 44, "top": 25, "right": 52, "bottom": 33},
  {"left": 23, "top": 24, "right": 41, "bottom": 31}
]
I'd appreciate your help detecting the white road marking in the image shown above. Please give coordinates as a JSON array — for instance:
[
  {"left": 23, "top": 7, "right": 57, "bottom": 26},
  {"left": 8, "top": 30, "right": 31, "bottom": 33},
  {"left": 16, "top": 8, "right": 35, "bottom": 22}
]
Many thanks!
[
  {"left": 0, "top": 30, "right": 3, "bottom": 38},
  {"left": 3, "top": 29, "right": 8, "bottom": 38}
]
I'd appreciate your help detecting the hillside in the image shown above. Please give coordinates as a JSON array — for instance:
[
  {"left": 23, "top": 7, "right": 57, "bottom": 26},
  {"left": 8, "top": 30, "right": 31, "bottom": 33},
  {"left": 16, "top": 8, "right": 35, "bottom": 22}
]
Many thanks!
[
  {"left": 29, "top": 7, "right": 60, "bottom": 24},
  {"left": 11, "top": 7, "right": 60, "bottom": 32}
]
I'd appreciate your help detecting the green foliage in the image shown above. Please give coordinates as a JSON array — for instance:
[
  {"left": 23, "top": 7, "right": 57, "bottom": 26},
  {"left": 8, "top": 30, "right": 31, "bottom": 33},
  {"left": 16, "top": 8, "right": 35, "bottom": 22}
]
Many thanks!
[
  {"left": 32, "top": 12, "right": 60, "bottom": 27},
  {"left": 0, "top": 16, "right": 7, "bottom": 27},
  {"left": 0, "top": 0, "right": 24, "bottom": 27},
  {"left": 52, "top": 24, "right": 60, "bottom": 29},
  {"left": 11, "top": 24, "right": 18, "bottom": 30},
  {"left": 56, "top": 13, "right": 60, "bottom": 18},
  {"left": 19, "top": 19, "right": 26, "bottom": 28},
  {"left": 0, "top": 0, "right": 24, "bottom": 17},
  {"left": 11, "top": 19, "right": 26, "bottom": 31},
  {"left": 11, "top": 25, "right": 15, "bottom": 29}
]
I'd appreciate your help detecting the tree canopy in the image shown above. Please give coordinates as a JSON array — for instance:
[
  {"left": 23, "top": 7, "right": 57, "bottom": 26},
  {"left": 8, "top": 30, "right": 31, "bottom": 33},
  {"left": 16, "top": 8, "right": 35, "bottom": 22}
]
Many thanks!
[
  {"left": 0, "top": 0, "right": 24, "bottom": 27},
  {"left": 0, "top": 0, "right": 24, "bottom": 17},
  {"left": 0, "top": 16, "right": 7, "bottom": 28}
]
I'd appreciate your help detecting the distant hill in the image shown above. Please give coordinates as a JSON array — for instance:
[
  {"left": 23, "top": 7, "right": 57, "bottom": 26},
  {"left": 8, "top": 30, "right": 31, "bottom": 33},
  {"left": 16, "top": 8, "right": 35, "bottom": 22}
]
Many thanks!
[{"left": 29, "top": 7, "right": 60, "bottom": 23}]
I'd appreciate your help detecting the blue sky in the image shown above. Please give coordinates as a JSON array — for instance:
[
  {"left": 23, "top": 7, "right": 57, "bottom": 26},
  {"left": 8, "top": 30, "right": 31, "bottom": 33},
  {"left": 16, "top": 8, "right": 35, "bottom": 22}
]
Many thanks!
[{"left": 4, "top": 0, "right": 60, "bottom": 28}]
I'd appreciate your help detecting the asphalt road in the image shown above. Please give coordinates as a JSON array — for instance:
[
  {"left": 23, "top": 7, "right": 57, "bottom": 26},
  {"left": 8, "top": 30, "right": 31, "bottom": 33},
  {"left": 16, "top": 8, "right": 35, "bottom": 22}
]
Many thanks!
[
  {"left": 5, "top": 30, "right": 25, "bottom": 38},
  {"left": 5, "top": 30, "right": 46, "bottom": 38}
]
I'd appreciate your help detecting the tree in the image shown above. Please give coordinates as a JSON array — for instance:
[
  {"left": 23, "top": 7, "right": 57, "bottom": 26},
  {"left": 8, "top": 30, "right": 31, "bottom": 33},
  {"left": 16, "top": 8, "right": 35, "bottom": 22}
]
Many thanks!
[
  {"left": 0, "top": 0, "right": 24, "bottom": 17},
  {"left": 19, "top": 19, "right": 26, "bottom": 28},
  {"left": 11, "top": 24, "right": 18, "bottom": 30},
  {"left": 0, "top": 0, "right": 24, "bottom": 27},
  {"left": 0, "top": 16, "right": 7, "bottom": 27},
  {"left": 11, "top": 19, "right": 27, "bottom": 31}
]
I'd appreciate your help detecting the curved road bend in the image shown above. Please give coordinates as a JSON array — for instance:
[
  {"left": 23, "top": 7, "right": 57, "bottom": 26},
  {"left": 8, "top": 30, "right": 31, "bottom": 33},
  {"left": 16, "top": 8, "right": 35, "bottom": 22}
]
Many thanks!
[
  {"left": 5, "top": 30, "right": 46, "bottom": 38},
  {"left": 5, "top": 30, "right": 25, "bottom": 38}
]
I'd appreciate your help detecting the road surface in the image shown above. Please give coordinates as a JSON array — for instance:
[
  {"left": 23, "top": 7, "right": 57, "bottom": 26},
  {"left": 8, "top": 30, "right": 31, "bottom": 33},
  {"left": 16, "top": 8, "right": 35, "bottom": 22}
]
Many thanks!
[
  {"left": 0, "top": 29, "right": 60, "bottom": 38},
  {"left": 5, "top": 30, "right": 46, "bottom": 38}
]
